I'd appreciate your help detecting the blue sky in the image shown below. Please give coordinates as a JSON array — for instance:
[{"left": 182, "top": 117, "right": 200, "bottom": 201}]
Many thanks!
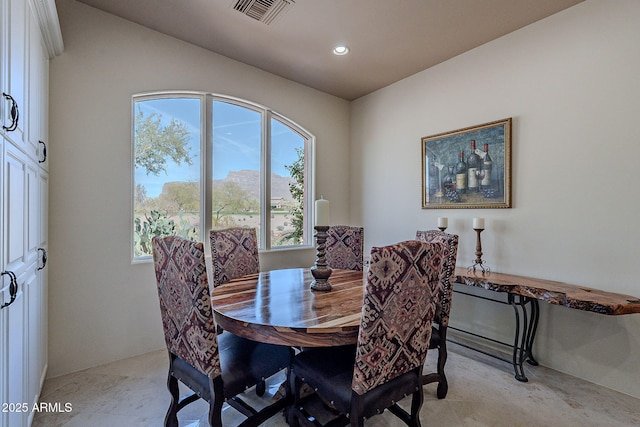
[{"left": 134, "top": 97, "right": 302, "bottom": 198}]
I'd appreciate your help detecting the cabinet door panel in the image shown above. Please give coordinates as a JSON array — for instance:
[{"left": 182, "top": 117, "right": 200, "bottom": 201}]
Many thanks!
[
  {"left": 39, "top": 171, "right": 48, "bottom": 248},
  {"left": 28, "top": 4, "right": 47, "bottom": 163},
  {"left": 26, "top": 267, "right": 42, "bottom": 409},
  {"left": 3, "top": 0, "right": 28, "bottom": 147},
  {"left": 4, "top": 146, "right": 27, "bottom": 274},
  {"left": 27, "top": 162, "right": 38, "bottom": 263},
  {"left": 4, "top": 277, "right": 26, "bottom": 427}
]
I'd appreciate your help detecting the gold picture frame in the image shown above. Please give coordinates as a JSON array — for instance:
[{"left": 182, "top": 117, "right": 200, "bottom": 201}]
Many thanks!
[{"left": 422, "top": 118, "right": 512, "bottom": 209}]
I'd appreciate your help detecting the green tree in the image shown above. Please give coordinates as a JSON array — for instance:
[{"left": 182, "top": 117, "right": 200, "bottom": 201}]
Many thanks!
[
  {"left": 212, "top": 181, "right": 258, "bottom": 227},
  {"left": 134, "top": 184, "right": 147, "bottom": 206},
  {"left": 133, "top": 108, "right": 196, "bottom": 257},
  {"left": 134, "top": 107, "right": 192, "bottom": 176},
  {"left": 281, "top": 147, "right": 304, "bottom": 244},
  {"left": 158, "top": 181, "right": 199, "bottom": 212}
]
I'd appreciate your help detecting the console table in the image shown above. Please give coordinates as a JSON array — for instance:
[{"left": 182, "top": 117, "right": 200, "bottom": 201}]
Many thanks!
[{"left": 452, "top": 267, "right": 640, "bottom": 381}]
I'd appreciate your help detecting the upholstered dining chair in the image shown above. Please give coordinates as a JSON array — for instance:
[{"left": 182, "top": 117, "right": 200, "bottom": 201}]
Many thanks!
[
  {"left": 152, "top": 236, "right": 292, "bottom": 427},
  {"left": 209, "top": 227, "right": 268, "bottom": 395},
  {"left": 209, "top": 227, "right": 260, "bottom": 288},
  {"left": 288, "top": 240, "right": 445, "bottom": 427},
  {"left": 325, "top": 225, "right": 364, "bottom": 271},
  {"left": 415, "top": 230, "right": 459, "bottom": 399}
]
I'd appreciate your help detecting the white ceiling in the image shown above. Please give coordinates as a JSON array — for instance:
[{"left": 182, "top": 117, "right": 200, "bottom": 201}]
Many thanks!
[{"left": 74, "top": 0, "right": 584, "bottom": 100}]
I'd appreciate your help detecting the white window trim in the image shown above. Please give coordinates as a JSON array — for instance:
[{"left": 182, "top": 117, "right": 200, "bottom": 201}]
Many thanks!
[{"left": 131, "top": 91, "right": 315, "bottom": 262}]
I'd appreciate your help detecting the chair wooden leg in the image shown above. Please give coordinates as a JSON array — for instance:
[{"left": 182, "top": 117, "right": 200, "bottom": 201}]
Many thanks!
[
  {"left": 165, "top": 372, "right": 179, "bottom": 427},
  {"left": 208, "top": 377, "right": 224, "bottom": 427},
  {"left": 409, "top": 388, "right": 424, "bottom": 427},
  {"left": 435, "top": 342, "right": 448, "bottom": 399},
  {"left": 436, "top": 377, "right": 448, "bottom": 399},
  {"left": 256, "top": 379, "right": 266, "bottom": 396},
  {"left": 349, "top": 393, "right": 365, "bottom": 427},
  {"left": 286, "top": 374, "right": 302, "bottom": 427}
]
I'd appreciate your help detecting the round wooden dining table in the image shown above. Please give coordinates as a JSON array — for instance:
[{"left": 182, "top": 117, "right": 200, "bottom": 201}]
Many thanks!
[{"left": 211, "top": 268, "right": 364, "bottom": 347}]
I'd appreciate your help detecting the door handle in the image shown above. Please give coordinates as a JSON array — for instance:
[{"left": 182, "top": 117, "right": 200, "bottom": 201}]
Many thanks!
[
  {"left": 37, "top": 248, "right": 48, "bottom": 271},
  {"left": 2, "top": 92, "right": 19, "bottom": 132},
  {"left": 1, "top": 271, "right": 18, "bottom": 309},
  {"left": 39, "top": 141, "right": 47, "bottom": 163}
]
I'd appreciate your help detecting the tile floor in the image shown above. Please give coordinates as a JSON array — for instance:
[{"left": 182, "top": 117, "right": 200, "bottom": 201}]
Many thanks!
[{"left": 33, "top": 342, "right": 640, "bottom": 427}]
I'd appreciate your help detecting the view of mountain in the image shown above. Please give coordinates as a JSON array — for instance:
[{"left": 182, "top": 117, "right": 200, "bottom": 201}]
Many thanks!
[{"left": 214, "top": 170, "right": 295, "bottom": 200}]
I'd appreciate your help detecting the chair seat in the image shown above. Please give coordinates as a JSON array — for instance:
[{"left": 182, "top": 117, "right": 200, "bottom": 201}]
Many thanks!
[
  {"left": 292, "top": 346, "right": 421, "bottom": 419},
  {"left": 172, "top": 333, "right": 291, "bottom": 403},
  {"left": 218, "top": 333, "right": 292, "bottom": 398}
]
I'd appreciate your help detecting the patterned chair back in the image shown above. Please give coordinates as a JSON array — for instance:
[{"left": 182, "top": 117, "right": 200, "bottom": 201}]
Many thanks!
[
  {"left": 325, "top": 225, "right": 364, "bottom": 271},
  {"left": 152, "top": 236, "right": 221, "bottom": 378},
  {"left": 415, "top": 230, "right": 459, "bottom": 328},
  {"left": 352, "top": 240, "right": 445, "bottom": 395},
  {"left": 209, "top": 227, "right": 260, "bottom": 287}
]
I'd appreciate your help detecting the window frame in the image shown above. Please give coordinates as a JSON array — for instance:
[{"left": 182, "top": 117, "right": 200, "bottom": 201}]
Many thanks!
[{"left": 131, "top": 91, "right": 315, "bottom": 262}]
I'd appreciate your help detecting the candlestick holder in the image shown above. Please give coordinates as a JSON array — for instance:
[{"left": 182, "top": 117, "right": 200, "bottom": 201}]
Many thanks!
[
  {"left": 438, "top": 226, "right": 448, "bottom": 232},
  {"left": 468, "top": 228, "right": 491, "bottom": 274},
  {"left": 310, "top": 226, "right": 333, "bottom": 291}
]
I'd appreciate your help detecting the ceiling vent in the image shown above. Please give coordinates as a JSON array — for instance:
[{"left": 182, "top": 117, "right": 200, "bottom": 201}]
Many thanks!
[{"left": 232, "top": 0, "right": 294, "bottom": 25}]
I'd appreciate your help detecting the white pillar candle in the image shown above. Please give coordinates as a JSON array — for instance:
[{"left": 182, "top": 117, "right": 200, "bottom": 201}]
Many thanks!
[
  {"left": 473, "top": 217, "right": 485, "bottom": 230},
  {"left": 437, "top": 217, "right": 448, "bottom": 228},
  {"left": 315, "top": 197, "right": 330, "bottom": 226}
]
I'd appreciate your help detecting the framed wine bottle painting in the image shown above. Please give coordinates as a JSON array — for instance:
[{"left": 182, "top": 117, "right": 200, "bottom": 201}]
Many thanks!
[{"left": 422, "top": 118, "right": 512, "bottom": 209}]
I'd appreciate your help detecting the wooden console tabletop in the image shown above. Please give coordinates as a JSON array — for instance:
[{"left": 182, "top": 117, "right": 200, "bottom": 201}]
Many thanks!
[{"left": 455, "top": 267, "right": 640, "bottom": 315}]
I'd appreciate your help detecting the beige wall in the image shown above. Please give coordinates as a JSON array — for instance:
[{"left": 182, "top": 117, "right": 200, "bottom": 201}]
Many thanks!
[
  {"left": 350, "top": 0, "right": 640, "bottom": 397},
  {"left": 50, "top": 0, "right": 640, "bottom": 399},
  {"left": 48, "top": 0, "right": 350, "bottom": 376}
]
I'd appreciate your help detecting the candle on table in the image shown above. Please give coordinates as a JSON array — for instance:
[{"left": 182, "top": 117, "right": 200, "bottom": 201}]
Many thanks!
[
  {"left": 437, "top": 217, "right": 448, "bottom": 228},
  {"left": 315, "top": 197, "right": 330, "bottom": 227},
  {"left": 473, "top": 217, "right": 485, "bottom": 230}
]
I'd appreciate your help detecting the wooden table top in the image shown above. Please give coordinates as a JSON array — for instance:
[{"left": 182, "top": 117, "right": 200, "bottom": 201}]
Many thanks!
[
  {"left": 455, "top": 267, "right": 640, "bottom": 315},
  {"left": 211, "top": 268, "right": 364, "bottom": 347}
]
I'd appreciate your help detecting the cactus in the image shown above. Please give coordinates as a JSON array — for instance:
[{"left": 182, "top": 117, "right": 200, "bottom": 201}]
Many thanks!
[{"left": 134, "top": 210, "right": 197, "bottom": 256}]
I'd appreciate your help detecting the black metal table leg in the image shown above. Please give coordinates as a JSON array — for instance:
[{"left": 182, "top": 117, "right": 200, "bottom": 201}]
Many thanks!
[
  {"left": 525, "top": 298, "right": 540, "bottom": 366},
  {"left": 508, "top": 295, "right": 539, "bottom": 382},
  {"left": 448, "top": 288, "right": 541, "bottom": 382}
]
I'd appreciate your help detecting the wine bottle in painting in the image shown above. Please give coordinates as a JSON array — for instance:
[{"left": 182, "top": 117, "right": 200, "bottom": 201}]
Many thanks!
[
  {"left": 467, "top": 139, "right": 480, "bottom": 192},
  {"left": 481, "top": 143, "right": 492, "bottom": 189},
  {"left": 455, "top": 150, "right": 467, "bottom": 193}
]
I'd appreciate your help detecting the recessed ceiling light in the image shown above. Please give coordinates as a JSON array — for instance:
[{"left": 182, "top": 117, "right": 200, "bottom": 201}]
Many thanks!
[{"left": 333, "top": 45, "right": 349, "bottom": 56}]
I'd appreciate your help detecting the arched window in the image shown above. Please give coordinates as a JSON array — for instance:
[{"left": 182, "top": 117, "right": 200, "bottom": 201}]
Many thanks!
[{"left": 132, "top": 92, "right": 314, "bottom": 260}]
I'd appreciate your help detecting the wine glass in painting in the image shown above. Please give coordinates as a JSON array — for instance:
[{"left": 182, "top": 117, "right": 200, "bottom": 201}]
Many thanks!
[{"left": 475, "top": 170, "right": 485, "bottom": 193}]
